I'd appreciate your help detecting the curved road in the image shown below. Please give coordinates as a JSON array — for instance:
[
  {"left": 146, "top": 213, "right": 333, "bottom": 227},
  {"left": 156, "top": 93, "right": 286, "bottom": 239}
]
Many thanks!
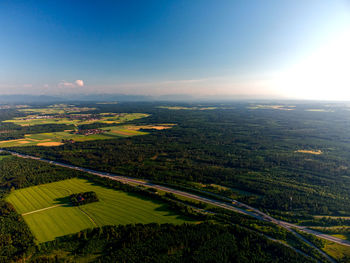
[{"left": 3, "top": 150, "right": 349, "bottom": 261}]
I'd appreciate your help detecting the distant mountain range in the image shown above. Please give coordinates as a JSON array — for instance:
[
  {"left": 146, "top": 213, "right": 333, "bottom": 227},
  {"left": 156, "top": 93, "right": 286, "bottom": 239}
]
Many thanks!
[
  {"left": 0, "top": 94, "right": 150, "bottom": 103},
  {"left": 0, "top": 93, "right": 298, "bottom": 104},
  {"left": 0, "top": 93, "right": 200, "bottom": 103}
]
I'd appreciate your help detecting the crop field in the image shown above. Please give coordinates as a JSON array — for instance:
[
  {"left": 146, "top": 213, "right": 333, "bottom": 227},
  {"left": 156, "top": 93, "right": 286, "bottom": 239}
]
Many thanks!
[
  {"left": 6, "top": 178, "right": 190, "bottom": 242},
  {"left": 0, "top": 124, "right": 174, "bottom": 147},
  {"left": 158, "top": 106, "right": 217, "bottom": 110},
  {"left": 0, "top": 131, "right": 116, "bottom": 147},
  {"left": 101, "top": 124, "right": 173, "bottom": 136},
  {"left": 247, "top": 104, "right": 296, "bottom": 110},
  {"left": 17, "top": 104, "right": 96, "bottom": 114},
  {"left": 295, "top": 149, "right": 323, "bottom": 155},
  {"left": 0, "top": 126, "right": 148, "bottom": 147},
  {"left": 3, "top": 112, "right": 149, "bottom": 127}
]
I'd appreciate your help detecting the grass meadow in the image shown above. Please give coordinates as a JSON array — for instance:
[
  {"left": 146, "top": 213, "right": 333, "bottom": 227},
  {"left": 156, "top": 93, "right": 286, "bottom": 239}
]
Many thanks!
[
  {"left": 3, "top": 113, "right": 149, "bottom": 126},
  {"left": 0, "top": 123, "right": 174, "bottom": 147},
  {"left": 0, "top": 125, "right": 148, "bottom": 147},
  {"left": 322, "top": 240, "right": 350, "bottom": 261},
  {"left": 6, "top": 178, "right": 190, "bottom": 242}
]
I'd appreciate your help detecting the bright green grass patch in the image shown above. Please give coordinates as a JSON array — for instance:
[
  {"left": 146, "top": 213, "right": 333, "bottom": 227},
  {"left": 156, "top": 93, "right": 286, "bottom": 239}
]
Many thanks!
[
  {"left": 0, "top": 155, "right": 10, "bottom": 161},
  {"left": 331, "top": 234, "right": 349, "bottom": 240},
  {"left": 322, "top": 240, "right": 350, "bottom": 261},
  {"left": 6, "top": 178, "right": 189, "bottom": 242},
  {"left": 102, "top": 126, "right": 148, "bottom": 137},
  {"left": 309, "top": 226, "right": 350, "bottom": 241}
]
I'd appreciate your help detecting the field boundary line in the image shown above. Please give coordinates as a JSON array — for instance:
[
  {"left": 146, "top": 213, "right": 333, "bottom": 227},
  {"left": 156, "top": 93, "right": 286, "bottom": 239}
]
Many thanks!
[
  {"left": 22, "top": 204, "right": 63, "bottom": 216},
  {"left": 78, "top": 207, "right": 98, "bottom": 227}
]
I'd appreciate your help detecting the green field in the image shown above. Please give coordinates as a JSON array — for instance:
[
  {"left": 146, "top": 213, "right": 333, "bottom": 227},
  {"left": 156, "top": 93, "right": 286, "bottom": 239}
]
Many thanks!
[
  {"left": 3, "top": 112, "right": 149, "bottom": 126},
  {"left": 0, "top": 111, "right": 156, "bottom": 147},
  {"left": 6, "top": 178, "right": 190, "bottom": 242},
  {"left": 0, "top": 155, "right": 10, "bottom": 161},
  {"left": 0, "top": 125, "right": 151, "bottom": 147},
  {"left": 322, "top": 240, "right": 350, "bottom": 261},
  {"left": 0, "top": 123, "right": 174, "bottom": 147},
  {"left": 17, "top": 104, "right": 96, "bottom": 114},
  {"left": 0, "top": 126, "right": 147, "bottom": 147}
]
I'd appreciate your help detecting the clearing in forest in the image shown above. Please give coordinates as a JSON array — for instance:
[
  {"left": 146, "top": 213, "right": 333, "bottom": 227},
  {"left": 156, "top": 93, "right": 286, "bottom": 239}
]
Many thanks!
[
  {"left": 295, "top": 150, "right": 322, "bottom": 155},
  {"left": 247, "top": 104, "right": 295, "bottom": 110},
  {"left": 6, "top": 178, "right": 189, "bottom": 243}
]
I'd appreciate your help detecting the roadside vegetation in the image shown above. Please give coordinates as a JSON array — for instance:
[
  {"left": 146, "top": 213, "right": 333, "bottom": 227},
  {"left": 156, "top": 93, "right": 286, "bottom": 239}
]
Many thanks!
[
  {"left": 14, "top": 102, "right": 350, "bottom": 222},
  {"left": 2, "top": 101, "right": 350, "bottom": 261},
  {"left": 296, "top": 230, "right": 350, "bottom": 262},
  {"left": 0, "top": 152, "right": 318, "bottom": 262}
]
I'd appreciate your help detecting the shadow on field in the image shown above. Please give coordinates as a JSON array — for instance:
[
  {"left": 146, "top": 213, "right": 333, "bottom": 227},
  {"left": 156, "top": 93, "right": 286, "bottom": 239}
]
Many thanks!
[
  {"left": 121, "top": 191, "right": 196, "bottom": 221},
  {"left": 78, "top": 179, "right": 196, "bottom": 222},
  {"left": 154, "top": 204, "right": 191, "bottom": 220},
  {"left": 54, "top": 196, "right": 73, "bottom": 207}
]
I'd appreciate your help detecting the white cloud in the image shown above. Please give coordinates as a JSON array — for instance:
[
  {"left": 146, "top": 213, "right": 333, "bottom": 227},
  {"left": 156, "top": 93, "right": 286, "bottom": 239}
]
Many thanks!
[
  {"left": 75, "top": 80, "right": 84, "bottom": 87},
  {"left": 58, "top": 80, "right": 84, "bottom": 88}
]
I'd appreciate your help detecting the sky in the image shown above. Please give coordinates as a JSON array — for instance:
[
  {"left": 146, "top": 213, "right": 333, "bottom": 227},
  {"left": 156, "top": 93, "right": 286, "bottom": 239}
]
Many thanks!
[{"left": 0, "top": 0, "right": 349, "bottom": 100}]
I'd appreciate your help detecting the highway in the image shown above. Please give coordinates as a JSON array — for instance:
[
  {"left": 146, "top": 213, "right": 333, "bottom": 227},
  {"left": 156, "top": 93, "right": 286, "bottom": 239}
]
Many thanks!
[{"left": 3, "top": 150, "right": 350, "bottom": 261}]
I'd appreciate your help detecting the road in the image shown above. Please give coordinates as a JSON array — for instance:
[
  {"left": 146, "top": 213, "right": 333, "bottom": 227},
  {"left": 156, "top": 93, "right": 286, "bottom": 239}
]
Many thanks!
[{"left": 3, "top": 150, "right": 350, "bottom": 261}]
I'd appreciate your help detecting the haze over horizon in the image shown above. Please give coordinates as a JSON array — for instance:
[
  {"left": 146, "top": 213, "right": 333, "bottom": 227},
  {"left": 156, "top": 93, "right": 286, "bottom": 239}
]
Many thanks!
[{"left": 1, "top": 0, "right": 349, "bottom": 100}]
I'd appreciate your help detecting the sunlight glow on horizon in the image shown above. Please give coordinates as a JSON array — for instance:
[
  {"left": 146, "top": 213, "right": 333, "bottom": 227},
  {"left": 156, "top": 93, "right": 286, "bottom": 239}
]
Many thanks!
[
  {"left": 0, "top": 1, "right": 349, "bottom": 100},
  {"left": 272, "top": 26, "right": 350, "bottom": 100}
]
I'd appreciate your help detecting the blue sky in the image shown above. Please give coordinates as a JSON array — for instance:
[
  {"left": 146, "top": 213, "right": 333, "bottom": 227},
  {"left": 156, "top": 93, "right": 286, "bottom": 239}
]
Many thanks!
[{"left": 0, "top": 0, "right": 349, "bottom": 99}]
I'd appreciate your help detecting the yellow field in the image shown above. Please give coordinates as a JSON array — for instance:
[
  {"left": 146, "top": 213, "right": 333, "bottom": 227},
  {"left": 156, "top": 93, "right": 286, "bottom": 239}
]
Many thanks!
[
  {"left": 158, "top": 106, "right": 217, "bottom": 110},
  {"left": 0, "top": 124, "right": 173, "bottom": 147},
  {"left": 305, "top": 109, "right": 334, "bottom": 112},
  {"left": 101, "top": 124, "right": 174, "bottom": 136},
  {"left": 247, "top": 105, "right": 296, "bottom": 110},
  {"left": 37, "top": 142, "right": 64, "bottom": 146},
  {"left": 128, "top": 124, "right": 174, "bottom": 130},
  {"left": 295, "top": 150, "right": 322, "bottom": 155}
]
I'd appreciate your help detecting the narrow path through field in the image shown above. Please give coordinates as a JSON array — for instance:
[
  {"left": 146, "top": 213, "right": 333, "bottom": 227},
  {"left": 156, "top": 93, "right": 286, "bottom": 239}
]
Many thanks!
[
  {"left": 22, "top": 204, "right": 63, "bottom": 216},
  {"left": 77, "top": 207, "right": 98, "bottom": 227}
]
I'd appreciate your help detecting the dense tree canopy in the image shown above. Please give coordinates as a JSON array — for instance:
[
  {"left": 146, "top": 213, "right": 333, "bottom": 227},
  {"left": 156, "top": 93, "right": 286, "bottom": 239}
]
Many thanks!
[{"left": 12, "top": 102, "right": 350, "bottom": 219}]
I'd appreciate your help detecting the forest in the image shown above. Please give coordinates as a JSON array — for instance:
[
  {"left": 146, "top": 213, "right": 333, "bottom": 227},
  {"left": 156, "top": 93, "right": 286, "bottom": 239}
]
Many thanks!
[
  {"left": 32, "top": 223, "right": 313, "bottom": 263},
  {"left": 2, "top": 101, "right": 350, "bottom": 261},
  {"left": 69, "top": 191, "right": 99, "bottom": 206},
  {"left": 0, "top": 153, "right": 317, "bottom": 262},
  {"left": 8, "top": 102, "right": 350, "bottom": 221}
]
